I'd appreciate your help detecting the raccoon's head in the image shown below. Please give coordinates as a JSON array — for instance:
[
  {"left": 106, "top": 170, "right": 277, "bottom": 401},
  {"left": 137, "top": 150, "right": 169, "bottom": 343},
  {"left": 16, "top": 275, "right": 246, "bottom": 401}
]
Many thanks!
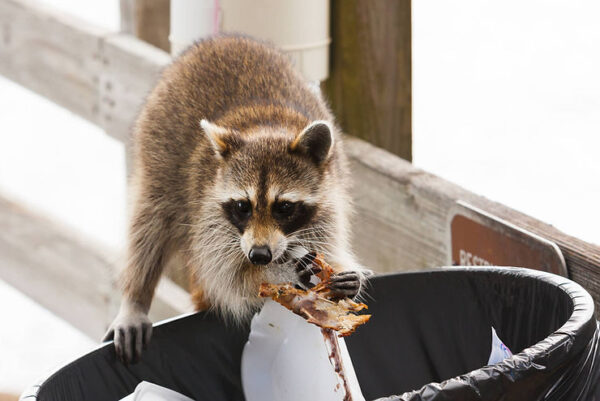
[
  {"left": 191, "top": 118, "right": 346, "bottom": 319},
  {"left": 200, "top": 119, "right": 337, "bottom": 267}
]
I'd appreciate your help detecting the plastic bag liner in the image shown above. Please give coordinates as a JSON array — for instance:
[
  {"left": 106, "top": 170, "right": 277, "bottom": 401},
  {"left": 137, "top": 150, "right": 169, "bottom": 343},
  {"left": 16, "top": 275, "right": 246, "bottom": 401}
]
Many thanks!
[{"left": 22, "top": 267, "right": 600, "bottom": 401}]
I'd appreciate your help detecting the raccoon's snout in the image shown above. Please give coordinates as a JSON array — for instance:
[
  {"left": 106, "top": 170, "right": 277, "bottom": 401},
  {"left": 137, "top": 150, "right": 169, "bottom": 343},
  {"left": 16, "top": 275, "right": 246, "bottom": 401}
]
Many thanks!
[{"left": 248, "top": 245, "right": 272, "bottom": 265}]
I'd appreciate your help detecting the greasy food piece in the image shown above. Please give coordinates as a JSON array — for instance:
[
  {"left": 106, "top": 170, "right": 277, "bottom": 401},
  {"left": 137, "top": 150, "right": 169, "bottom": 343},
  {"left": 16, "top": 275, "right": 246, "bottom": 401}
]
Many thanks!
[
  {"left": 258, "top": 283, "right": 370, "bottom": 336},
  {"left": 312, "top": 252, "right": 335, "bottom": 281},
  {"left": 259, "top": 254, "right": 370, "bottom": 336}
]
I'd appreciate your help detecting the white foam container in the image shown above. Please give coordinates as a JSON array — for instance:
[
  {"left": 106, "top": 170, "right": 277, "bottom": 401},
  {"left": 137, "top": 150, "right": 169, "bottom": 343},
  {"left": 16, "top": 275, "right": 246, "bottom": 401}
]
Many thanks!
[{"left": 241, "top": 300, "right": 365, "bottom": 401}]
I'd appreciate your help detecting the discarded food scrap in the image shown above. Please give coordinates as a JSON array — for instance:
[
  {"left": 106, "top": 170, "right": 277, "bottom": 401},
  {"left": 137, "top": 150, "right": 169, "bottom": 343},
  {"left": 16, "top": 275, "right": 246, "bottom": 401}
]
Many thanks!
[{"left": 258, "top": 254, "right": 371, "bottom": 336}]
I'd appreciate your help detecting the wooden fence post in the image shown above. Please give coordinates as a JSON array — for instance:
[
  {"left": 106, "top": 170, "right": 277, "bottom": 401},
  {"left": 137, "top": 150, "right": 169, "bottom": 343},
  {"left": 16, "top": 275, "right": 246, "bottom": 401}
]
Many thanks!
[
  {"left": 324, "top": 0, "right": 412, "bottom": 161},
  {"left": 120, "top": 0, "right": 170, "bottom": 52}
]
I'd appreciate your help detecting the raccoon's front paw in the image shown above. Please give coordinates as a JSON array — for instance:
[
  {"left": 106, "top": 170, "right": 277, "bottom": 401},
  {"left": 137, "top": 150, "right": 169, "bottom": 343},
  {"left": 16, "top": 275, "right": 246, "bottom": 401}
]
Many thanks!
[
  {"left": 295, "top": 251, "right": 320, "bottom": 289},
  {"left": 328, "top": 271, "right": 362, "bottom": 299},
  {"left": 102, "top": 309, "right": 152, "bottom": 365}
]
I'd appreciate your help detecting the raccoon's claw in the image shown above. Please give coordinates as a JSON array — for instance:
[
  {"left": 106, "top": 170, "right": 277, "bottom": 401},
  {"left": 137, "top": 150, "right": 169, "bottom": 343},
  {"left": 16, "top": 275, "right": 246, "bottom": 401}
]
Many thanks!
[
  {"left": 328, "top": 271, "right": 362, "bottom": 299},
  {"left": 103, "top": 310, "right": 152, "bottom": 365},
  {"left": 295, "top": 251, "right": 320, "bottom": 288}
]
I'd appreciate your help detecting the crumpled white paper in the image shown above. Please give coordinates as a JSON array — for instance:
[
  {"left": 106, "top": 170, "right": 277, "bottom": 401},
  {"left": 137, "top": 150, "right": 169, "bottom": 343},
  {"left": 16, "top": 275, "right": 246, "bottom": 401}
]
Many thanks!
[
  {"left": 119, "top": 381, "right": 194, "bottom": 401},
  {"left": 487, "top": 326, "right": 513, "bottom": 365}
]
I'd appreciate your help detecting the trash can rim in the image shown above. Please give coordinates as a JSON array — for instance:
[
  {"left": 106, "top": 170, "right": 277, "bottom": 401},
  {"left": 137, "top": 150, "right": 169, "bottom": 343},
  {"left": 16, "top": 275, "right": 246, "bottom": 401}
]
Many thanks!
[
  {"left": 21, "top": 266, "right": 597, "bottom": 401},
  {"left": 374, "top": 265, "right": 595, "bottom": 330},
  {"left": 373, "top": 266, "right": 597, "bottom": 400}
]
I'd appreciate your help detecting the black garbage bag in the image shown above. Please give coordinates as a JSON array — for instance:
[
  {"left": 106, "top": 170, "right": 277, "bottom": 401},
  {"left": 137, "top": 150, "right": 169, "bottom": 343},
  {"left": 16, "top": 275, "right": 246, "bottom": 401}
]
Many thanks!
[
  {"left": 347, "top": 268, "right": 600, "bottom": 401},
  {"left": 22, "top": 267, "right": 600, "bottom": 401}
]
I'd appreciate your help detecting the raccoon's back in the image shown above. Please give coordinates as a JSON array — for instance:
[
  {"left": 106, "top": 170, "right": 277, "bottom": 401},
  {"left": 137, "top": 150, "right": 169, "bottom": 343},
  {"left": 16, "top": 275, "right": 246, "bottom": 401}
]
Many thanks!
[
  {"left": 153, "top": 36, "right": 326, "bottom": 127},
  {"left": 134, "top": 35, "right": 330, "bottom": 164}
]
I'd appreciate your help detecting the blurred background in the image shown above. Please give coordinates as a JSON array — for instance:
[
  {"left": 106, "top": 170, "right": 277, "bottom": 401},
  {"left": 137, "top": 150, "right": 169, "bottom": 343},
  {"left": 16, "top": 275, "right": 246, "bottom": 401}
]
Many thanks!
[{"left": 1, "top": 0, "right": 599, "bottom": 397}]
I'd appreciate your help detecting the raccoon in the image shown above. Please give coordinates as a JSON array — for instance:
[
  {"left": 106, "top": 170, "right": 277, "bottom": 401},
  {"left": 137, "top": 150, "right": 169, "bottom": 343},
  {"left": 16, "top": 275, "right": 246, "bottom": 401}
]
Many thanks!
[{"left": 104, "top": 35, "right": 366, "bottom": 364}]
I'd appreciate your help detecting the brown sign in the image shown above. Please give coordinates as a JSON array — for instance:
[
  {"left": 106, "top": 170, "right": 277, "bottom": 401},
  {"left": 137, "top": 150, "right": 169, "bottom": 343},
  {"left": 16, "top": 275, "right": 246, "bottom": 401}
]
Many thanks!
[{"left": 449, "top": 201, "right": 567, "bottom": 276}]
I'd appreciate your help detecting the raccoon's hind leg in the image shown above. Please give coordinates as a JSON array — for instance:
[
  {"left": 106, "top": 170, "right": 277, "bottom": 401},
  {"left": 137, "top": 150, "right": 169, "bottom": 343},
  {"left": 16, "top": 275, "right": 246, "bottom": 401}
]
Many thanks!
[
  {"left": 189, "top": 265, "right": 212, "bottom": 312},
  {"left": 190, "top": 286, "right": 212, "bottom": 311}
]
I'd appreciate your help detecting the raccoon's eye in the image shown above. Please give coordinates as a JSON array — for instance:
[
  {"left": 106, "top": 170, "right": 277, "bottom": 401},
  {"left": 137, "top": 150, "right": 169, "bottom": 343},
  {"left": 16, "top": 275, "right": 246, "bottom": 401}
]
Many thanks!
[
  {"left": 234, "top": 200, "right": 252, "bottom": 217},
  {"left": 273, "top": 201, "right": 296, "bottom": 218}
]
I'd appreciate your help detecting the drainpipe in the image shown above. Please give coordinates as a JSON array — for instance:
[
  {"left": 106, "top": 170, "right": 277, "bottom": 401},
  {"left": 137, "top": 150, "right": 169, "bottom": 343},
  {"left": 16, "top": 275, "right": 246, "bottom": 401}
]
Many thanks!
[{"left": 169, "top": 0, "right": 330, "bottom": 82}]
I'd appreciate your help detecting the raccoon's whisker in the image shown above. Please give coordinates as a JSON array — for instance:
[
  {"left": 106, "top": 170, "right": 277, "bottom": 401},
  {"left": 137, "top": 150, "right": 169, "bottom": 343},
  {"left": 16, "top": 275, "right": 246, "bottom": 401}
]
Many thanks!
[
  {"left": 205, "top": 240, "right": 244, "bottom": 253},
  {"left": 288, "top": 234, "right": 325, "bottom": 244},
  {"left": 195, "top": 228, "right": 239, "bottom": 242},
  {"left": 187, "top": 247, "right": 243, "bottom": 263},
  {"left": 288, "top": 239, "right": 332, "bottom": 249},
  {"left": 187, "top": 238, "right": 239, "bottom": 252},
  {"left": 205, "top": 242, "right": 242, "bottom": 251},
  {"left": 211, "top": 249, "right": 245, "bottom": 261},
  {"left": 288, "top": 240, "right": 333, "bottom": 259},
  {"left": 288, "top": 227, "right": 317, "bottom": 236},
  {"left": 194, "top": 225, "right": 239, "bottom": 237},
  {"left": 288, "top": 231, "right": 327, "bottom": 239},
  {"left": 191, "top": 227, "right": 238, "bottom": 237},
  {"left": 295, "top": 257, "right": 316, "bottom": 271},
  {"left": 193, "top": 218, "right": 235, "bottom": 228},
  {"left": 191, "top": 236, "right": 236, "bottom": 247},
  {"left": 195, "top": 243, "right": 244, "bottom": 258},
  {"left": 192, "top": 247, "right": 240, "bottom": 258},
  {"left": 294, "top": 235, "right": 327, "bottom": 242},
  {"left": 294, "top": 234, "right": 330, "bottom": 245},
  {"left": 289, "top": 246, "right": 332, "bottom": 262},
  {"left": 197, "top": 233, "right": 239, "bottom": 243},
  {"left": 195, "top": 232, "right": 237, "bottom": 243},
  {"left": 290, "top": 226, "right": 329, "bottom": 237}
]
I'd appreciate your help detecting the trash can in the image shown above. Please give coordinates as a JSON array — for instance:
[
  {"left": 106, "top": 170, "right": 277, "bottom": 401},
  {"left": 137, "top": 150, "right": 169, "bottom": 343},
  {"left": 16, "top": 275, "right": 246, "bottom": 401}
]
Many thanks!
[{"left": 22, "top": 267, "right": 600, "bottom": 401}]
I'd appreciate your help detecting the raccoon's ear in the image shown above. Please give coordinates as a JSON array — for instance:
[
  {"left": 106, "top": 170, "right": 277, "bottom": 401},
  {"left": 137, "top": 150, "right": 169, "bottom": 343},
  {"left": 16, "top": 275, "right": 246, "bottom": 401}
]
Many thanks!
[
  {"left": 200, "top": 119, "right": 243, "bottom": 158},
  {"left": 290, "top": 120, "right": 334, "bottom": 165}
]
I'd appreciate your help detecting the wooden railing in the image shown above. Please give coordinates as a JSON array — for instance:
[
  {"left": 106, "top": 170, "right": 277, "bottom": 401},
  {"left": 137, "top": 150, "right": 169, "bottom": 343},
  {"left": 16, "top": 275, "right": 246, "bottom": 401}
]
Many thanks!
[{"left": 1, "top": 0, "right": 599, "bottom": 340}]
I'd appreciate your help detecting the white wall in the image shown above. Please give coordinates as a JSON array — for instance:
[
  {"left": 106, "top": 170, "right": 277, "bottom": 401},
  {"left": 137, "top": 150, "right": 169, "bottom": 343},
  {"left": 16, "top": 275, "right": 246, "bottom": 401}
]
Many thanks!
[{"left": 413, "top": 0, "right": 600, "bottom": 245}]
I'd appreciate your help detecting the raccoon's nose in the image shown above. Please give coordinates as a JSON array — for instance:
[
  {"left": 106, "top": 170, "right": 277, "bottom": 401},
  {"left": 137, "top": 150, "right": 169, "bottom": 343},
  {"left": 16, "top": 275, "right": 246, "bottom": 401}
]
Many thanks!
[{"left": 249, "top": 245, "right": 272, "bottom": 265}]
